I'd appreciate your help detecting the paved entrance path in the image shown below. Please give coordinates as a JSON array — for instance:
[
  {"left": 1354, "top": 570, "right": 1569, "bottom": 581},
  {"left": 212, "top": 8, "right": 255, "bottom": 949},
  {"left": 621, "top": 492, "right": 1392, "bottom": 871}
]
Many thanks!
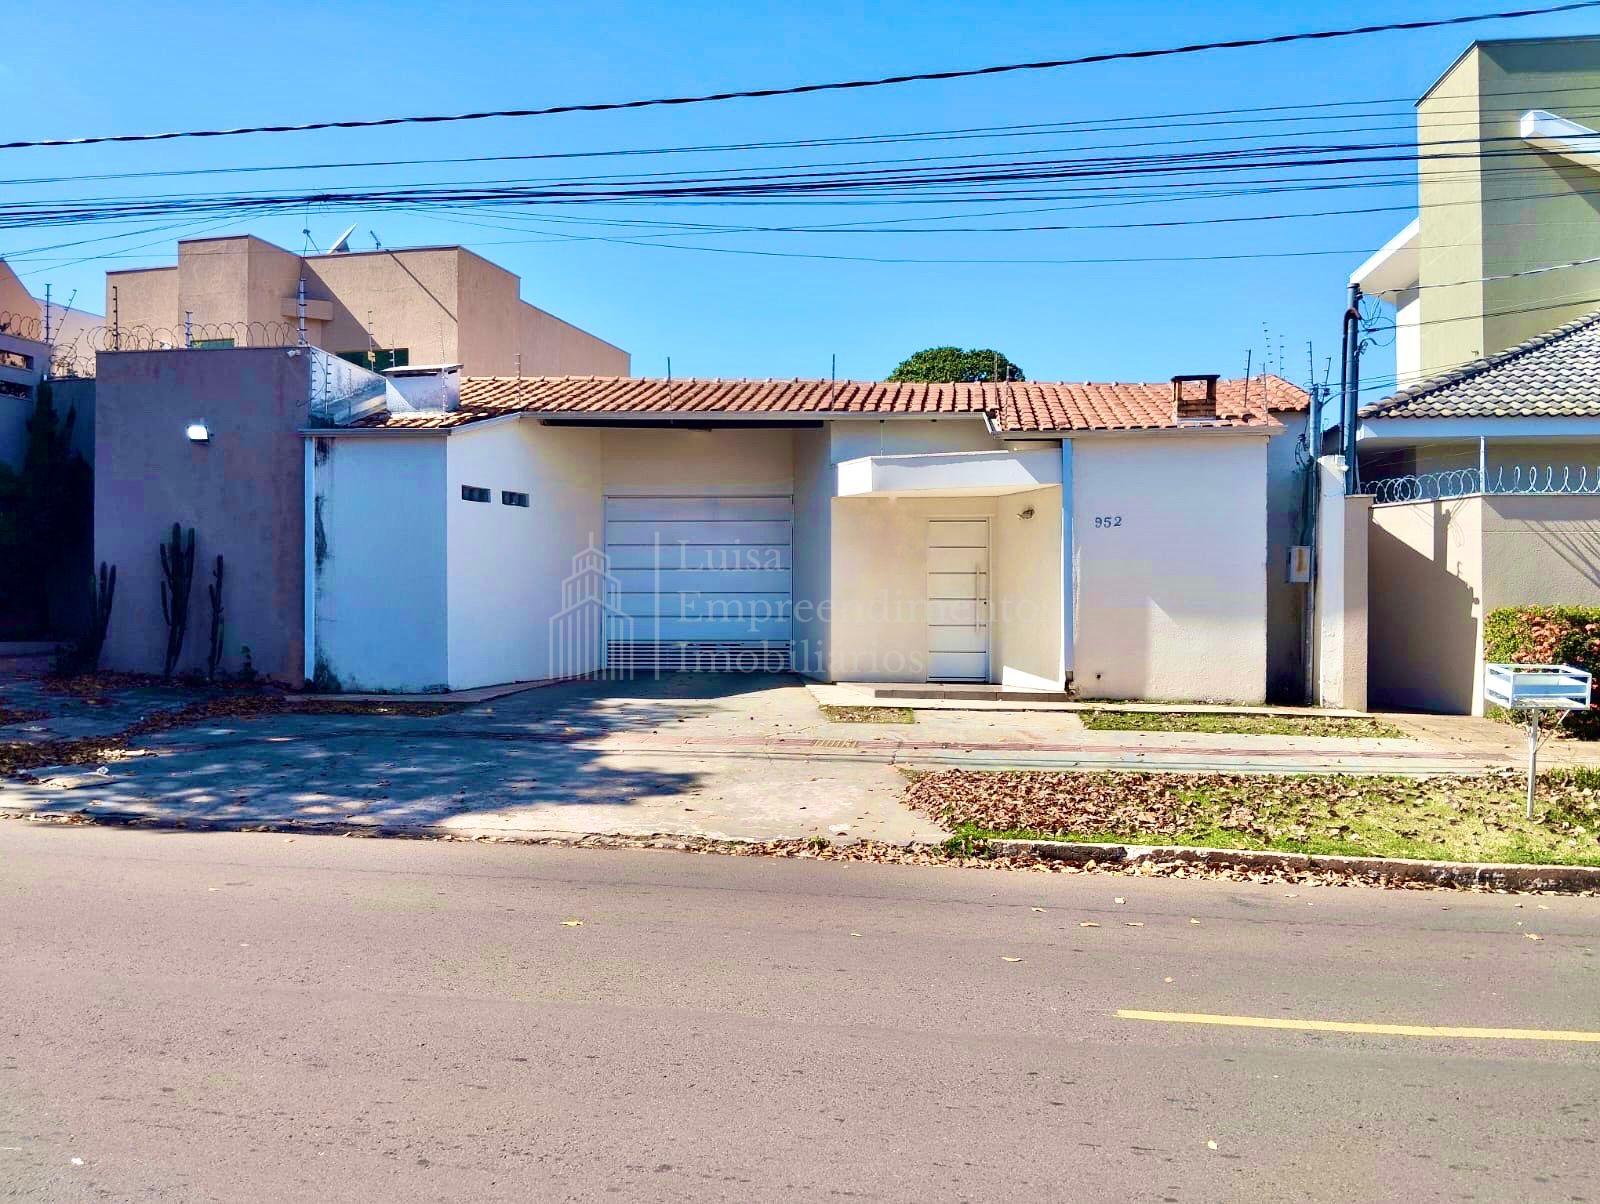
[
  {"left": 5, "top": 826, "right": 1598, "bottom": 1202},
  {"left": 0, "top": 673, "right": 1509, "bottom": 842}
]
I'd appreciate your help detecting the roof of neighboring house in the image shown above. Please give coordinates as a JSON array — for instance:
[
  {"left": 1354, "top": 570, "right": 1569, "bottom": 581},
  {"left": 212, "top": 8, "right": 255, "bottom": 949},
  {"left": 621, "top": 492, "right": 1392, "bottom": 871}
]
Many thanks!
[
  {"left": 341, "top": 374, "right": 1304, "bottom": 434},
  {"left": 1362, "top": 308, "right": 1600, "bottom": 420}
]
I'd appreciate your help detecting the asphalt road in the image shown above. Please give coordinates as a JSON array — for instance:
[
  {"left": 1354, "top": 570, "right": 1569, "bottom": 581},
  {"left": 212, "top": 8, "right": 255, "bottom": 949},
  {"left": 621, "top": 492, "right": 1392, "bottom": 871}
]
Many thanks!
[{"left": 3, "top": 824, "right": 1598, "bottom": 1203}]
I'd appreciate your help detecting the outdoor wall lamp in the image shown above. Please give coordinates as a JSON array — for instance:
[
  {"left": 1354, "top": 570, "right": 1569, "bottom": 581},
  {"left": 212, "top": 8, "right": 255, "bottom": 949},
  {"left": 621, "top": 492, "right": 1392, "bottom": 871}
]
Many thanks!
[
  {"left": 1018, "top": 506, "right": 1035, "bottom": 520},
  {"left": 186, "top": 421, "right": 210, "bottom": 443}
]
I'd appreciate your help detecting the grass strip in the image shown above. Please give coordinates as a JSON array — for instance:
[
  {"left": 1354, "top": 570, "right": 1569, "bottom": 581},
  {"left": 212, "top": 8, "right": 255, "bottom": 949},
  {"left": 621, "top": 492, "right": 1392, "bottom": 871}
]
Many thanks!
[
  {"left": 1079, "top": 711, "right": 1407, "bottom": 738},
  {"left": 906, "top": 767, "right": 1600, "bottom": 867}
]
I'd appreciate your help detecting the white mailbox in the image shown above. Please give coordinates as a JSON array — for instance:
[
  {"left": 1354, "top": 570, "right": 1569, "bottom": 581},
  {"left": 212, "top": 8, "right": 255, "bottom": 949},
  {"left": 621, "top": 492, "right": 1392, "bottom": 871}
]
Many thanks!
[
  {"left": 1484, "top": 663, "right": 1592, "bottom": 712},
  {"left": 1484, "top": 662, "right": 1593, "bottom": 818}
]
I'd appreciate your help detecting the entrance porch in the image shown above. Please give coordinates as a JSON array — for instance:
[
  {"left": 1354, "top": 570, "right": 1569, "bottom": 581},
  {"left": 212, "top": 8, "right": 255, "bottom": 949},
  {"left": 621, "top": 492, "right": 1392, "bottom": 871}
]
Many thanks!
[{"left": 825, "top": 448, "right": 1064, "bottom": 689}]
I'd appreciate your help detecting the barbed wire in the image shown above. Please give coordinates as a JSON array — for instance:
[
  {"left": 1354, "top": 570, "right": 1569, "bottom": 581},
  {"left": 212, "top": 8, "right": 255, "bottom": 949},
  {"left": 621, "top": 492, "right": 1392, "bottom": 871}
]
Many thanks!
[
  {"left": 2, "top": 313, "right": 306, "bottom": 378},
  {"left": 0, "top": 309, "right": 45, "bottom": 341},
  {"left": 49, "top": 353, "right": 96, "bottom": 378},
  {"left": 1370, "top": 463, "right": 1600, "bottom": 503}
]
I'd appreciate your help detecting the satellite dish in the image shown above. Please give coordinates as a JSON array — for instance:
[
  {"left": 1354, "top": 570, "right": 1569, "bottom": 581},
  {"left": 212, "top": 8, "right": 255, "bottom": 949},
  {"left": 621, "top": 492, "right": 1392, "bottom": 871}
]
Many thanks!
[{"left": 328, "top": 224, "right": 358, "bottom": 254}]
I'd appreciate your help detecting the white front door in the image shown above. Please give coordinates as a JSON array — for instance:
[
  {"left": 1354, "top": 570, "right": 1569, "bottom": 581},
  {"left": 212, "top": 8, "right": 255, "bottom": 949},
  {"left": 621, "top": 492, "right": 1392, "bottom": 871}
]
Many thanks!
[{"left": 926, "top": 518, "right": 989, "bottom": 682}]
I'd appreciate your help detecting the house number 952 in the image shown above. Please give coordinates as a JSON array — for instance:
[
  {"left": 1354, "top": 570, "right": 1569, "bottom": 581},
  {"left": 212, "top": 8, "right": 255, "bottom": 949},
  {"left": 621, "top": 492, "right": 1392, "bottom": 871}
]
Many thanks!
[{"left": 1092, "top": 515, "right": 1123, "bottom": 528}]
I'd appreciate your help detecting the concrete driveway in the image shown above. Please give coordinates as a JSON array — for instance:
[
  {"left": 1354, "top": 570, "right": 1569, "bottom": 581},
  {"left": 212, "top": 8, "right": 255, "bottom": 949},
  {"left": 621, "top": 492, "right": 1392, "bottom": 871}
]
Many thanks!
[
  {"left": 1, "top": 674, "right": 948, "bottom": 844},
  {"left": 2, "top": 672, "right": 1505, "bottom": 844}
]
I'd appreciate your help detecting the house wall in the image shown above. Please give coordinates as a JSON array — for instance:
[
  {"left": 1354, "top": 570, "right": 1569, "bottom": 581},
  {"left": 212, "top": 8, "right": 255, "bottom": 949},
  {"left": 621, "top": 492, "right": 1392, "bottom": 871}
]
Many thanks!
[
  {"left": 446, "top": 420, "right": 605, "bottom": 690},
  {"left": 1265, "top": 412, "right": 1310, "bottom": 701},
  {"left": 310, "top": 435, "right": 449, "bottom": 692},
  {"left": 104, "top": 264, "right": 179, "bottom": 342},
  {"left": 1366, "top": 492, "right": 1600, "bottom": 715},
  {"left": 991, "top": 485, "right": 1064, "bottom": 690},
  {"left": 1417, "top": 38, "right": 1600, "bottom": 374},
  {"left": 598, "top": 426, "right": 794, "bottom": 496},
  {"left": 310, "top": 246, "right": 463, "bottom": 366},
  {"left": 1071, "top": 433, "right": 1269, "bottom": 702},
  {"left": 0, "top": 259, "right": 37, "bottom": 326},
  {"left": 1368, "top": 496, "right": 1483, "bottom": 714},
  {"left": 792, "top": 425, "right": 833, "bottom": 679},
  {"left": 107, "top": 238, "right": 628, "bottom": 377},
  {"left": 50, "top": 378, "right": 96, "bottom": 466},
  {"left": 0, "top": 330, "right": 43, "bottom": 470},
  {"left": 1314, "top": 459, "right": 1370, "bottom": 711},
  {"left": 1482, "top": 494, "right": 1600, "bottom": 611},
  {"left": 829, "top": 494, "right": 998, "bottom": 682},
  {"left": 94, "top": 348, "right": 310, "bottom": 683}
]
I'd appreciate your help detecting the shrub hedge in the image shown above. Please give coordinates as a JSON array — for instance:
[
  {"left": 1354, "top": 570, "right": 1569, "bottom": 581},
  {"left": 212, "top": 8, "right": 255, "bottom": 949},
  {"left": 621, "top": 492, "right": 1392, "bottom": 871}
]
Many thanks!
[{"left": 1483, "top": 606, "right": 1600, "bottom": 737}]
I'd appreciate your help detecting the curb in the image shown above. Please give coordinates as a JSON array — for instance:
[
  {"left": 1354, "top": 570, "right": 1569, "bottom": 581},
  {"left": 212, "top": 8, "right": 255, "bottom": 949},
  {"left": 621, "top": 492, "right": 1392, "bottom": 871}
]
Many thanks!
[
  {"left": 9, "top": 806, "right": 1600, "bottom": 893},
  {"left": 984, "top": 838, "right": 1600, "bottom": 893}
]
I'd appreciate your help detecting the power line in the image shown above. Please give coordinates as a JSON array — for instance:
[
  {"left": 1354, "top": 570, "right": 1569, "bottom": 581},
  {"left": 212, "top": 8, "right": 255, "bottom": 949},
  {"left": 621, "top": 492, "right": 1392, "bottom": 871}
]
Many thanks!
[
  {"left": 2, "top": 139, "right": 1588, "bottom": 232},
  {"left": 5, "top": 2, "right": 1598, "bottom": 152},
  {"left": 14, "top": 91, "right": 1600, "bottom": 191}
]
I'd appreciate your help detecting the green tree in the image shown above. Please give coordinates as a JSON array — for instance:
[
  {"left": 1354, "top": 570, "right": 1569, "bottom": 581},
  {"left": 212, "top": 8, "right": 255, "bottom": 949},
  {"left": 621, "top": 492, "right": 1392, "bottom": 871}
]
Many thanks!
[
  {"left": 0, "top": 382, "right": 92, "bottom": 635},
  {"left": 887, "top": 346, "right": 1025, "bottom": 383}
]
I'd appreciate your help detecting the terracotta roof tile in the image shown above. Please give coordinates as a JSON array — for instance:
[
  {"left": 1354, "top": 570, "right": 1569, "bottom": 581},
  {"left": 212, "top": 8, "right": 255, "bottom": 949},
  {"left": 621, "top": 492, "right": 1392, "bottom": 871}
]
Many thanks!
[{"left": 333, "top": 374, "right": 1304, "bottom": 434}]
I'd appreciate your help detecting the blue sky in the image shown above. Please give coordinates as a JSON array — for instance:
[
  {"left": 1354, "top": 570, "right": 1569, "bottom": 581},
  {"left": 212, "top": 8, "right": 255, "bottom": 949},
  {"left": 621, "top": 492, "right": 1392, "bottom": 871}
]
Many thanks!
[{"left": 7, "top": 0, "right": 1600, "bottom": 386}]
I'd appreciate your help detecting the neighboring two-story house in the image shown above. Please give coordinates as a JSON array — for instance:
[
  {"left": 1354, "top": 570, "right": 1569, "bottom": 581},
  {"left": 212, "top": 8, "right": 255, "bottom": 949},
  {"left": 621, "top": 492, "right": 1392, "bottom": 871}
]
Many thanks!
[
  {"left": 1344, "top": 35, "right": 1600, "bottom": 715},
  {"left": 100, "top": 234, "right": 628, "bottom": 377}
]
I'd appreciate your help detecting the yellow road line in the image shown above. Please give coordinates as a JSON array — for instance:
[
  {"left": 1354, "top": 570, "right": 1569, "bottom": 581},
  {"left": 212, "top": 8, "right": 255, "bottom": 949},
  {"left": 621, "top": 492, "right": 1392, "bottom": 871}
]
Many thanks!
[{"left": 1116, "top": 1010, "right": 1600, "bottom": 1043}]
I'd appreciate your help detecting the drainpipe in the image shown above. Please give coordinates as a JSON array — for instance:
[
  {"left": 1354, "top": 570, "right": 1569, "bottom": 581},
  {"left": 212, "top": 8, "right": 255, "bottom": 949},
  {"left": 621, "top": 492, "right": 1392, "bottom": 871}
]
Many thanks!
[
  {"left": 1060, "top": 438, "right": 1075, "bottom": 690},
  {"left": 1303, "top": 381, "right": 1322, "bottom": 705}
]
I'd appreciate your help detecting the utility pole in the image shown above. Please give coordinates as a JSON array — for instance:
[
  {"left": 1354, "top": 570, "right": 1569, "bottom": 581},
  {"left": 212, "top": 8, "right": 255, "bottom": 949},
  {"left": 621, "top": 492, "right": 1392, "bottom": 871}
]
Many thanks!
[{"left": 1339, "top": 283, "right": 1363, "bottom": 495}]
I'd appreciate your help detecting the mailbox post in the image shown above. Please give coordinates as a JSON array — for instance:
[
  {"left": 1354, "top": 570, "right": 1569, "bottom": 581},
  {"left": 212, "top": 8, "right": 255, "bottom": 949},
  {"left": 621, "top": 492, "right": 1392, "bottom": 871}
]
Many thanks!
[{"left": 1484, "top": 663, "right": 1593, "bottom": 818}]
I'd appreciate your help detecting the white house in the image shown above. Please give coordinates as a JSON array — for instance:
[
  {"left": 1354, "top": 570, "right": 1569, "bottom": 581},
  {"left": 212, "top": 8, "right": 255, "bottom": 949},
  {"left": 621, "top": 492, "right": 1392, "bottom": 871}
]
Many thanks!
[{"left": 303, "top": 371, "right": 1294, "bottom": 702}]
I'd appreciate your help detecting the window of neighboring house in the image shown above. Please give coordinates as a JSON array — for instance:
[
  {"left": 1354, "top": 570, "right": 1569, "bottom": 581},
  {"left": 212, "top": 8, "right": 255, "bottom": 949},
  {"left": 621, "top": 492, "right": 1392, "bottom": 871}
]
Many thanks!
[
  {"left": 0, "top": 380, "right": 30, "bottom": 399},
  {"left": 337, "top": 348, "right": 410, "bottom": 372},
  {"left": 461, "top": 485, "right": 491, "bottom": 503},
  {"left": 501, "top": 491, "right": 530, "bottom": 508},
  {"left": 192, "top": 337, "right": 235, "bottom": 349},
  {"left": 0, "top": 348, "right": 35, "bottom": 371}
]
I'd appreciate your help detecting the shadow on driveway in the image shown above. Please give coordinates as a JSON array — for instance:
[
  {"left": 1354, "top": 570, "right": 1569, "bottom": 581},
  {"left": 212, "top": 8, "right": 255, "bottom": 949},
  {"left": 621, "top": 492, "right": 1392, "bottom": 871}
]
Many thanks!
[{"left": 1, "top": 673, "right": 942, "bottom": 843}]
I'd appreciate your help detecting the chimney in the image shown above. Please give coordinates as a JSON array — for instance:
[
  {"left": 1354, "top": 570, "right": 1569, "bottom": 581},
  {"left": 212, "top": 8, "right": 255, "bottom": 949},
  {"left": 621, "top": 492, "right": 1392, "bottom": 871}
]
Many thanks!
[{"left": 1172, "top": 374, "right": 1220, "bottom": 423}]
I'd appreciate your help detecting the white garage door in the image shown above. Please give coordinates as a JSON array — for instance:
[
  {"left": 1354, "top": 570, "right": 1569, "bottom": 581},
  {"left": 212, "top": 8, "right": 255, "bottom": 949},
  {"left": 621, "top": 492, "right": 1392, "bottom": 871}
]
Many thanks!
[{"left": 604, "top": 495, "right": 793, "bottom": 672}]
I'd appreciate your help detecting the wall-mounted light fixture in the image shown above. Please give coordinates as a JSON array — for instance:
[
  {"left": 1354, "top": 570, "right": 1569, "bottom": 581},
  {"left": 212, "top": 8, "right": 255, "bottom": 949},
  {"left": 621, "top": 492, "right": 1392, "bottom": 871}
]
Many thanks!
[
  {"left": 186, "top": 421, "right": 210, "bottom": 443},
  {"left": 1017, "top": 506, "right": 1035, "bottom": 520}
]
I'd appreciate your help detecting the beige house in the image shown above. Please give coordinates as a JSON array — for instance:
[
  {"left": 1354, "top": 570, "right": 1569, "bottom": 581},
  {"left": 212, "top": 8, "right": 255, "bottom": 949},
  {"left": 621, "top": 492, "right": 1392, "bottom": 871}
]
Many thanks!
[
  {"left": 1359, "top": 312, "right": 1600, "bottom": 712},
  {"left": 1313, "top": 35, "right": 1600, "bottom": 715},
  {"left": 0, "top": 257, "right": 104, "bottom": 378},
  {"left": 1352, "top": 34, "right": 1600, "bottom": 391},
  {"left": 103, "top": 235, "right": 629, "bottom": 377}
]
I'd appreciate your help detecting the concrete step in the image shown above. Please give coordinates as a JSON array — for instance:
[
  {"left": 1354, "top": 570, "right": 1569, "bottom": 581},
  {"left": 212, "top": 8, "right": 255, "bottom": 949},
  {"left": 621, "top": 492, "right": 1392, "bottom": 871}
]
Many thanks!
[{"left": 865, "top": 684, "right": 1076, "bottom": 703}]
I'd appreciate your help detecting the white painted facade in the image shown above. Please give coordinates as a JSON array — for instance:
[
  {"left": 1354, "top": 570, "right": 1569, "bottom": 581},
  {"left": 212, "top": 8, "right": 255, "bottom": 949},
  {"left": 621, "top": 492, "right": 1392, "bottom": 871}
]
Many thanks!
[
  {"left": 309, "top": 434, "right": 449, "bottom": 692},
  {"left": 1070, "top": 432, "right": 1270, "bottom": 703},
  {"left": 306, "top": 413, "right": 1275, "bottom": 701},
  {"left": 446, "top": 419, "right": 604, "bottom": 689}
]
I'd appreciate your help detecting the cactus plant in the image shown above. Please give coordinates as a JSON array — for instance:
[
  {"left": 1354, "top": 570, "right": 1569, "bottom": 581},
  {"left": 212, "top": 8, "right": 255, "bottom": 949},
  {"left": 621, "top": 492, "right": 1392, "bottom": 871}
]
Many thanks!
[
  {"left": 159, "top": 523, "right": 196, "bottom": 678},
  {"left": 206, "top": 554, "right": 225, "bottom": 681},
  {"left": 83, "top": 561, "right": 116, "bottom": 671}
]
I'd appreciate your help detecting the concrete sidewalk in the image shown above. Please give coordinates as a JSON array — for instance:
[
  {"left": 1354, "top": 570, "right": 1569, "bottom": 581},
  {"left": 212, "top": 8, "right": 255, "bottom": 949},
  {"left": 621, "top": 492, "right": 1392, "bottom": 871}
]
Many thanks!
[{"left": 1, "top": 672, "right": 1513, "bottom": 845}]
